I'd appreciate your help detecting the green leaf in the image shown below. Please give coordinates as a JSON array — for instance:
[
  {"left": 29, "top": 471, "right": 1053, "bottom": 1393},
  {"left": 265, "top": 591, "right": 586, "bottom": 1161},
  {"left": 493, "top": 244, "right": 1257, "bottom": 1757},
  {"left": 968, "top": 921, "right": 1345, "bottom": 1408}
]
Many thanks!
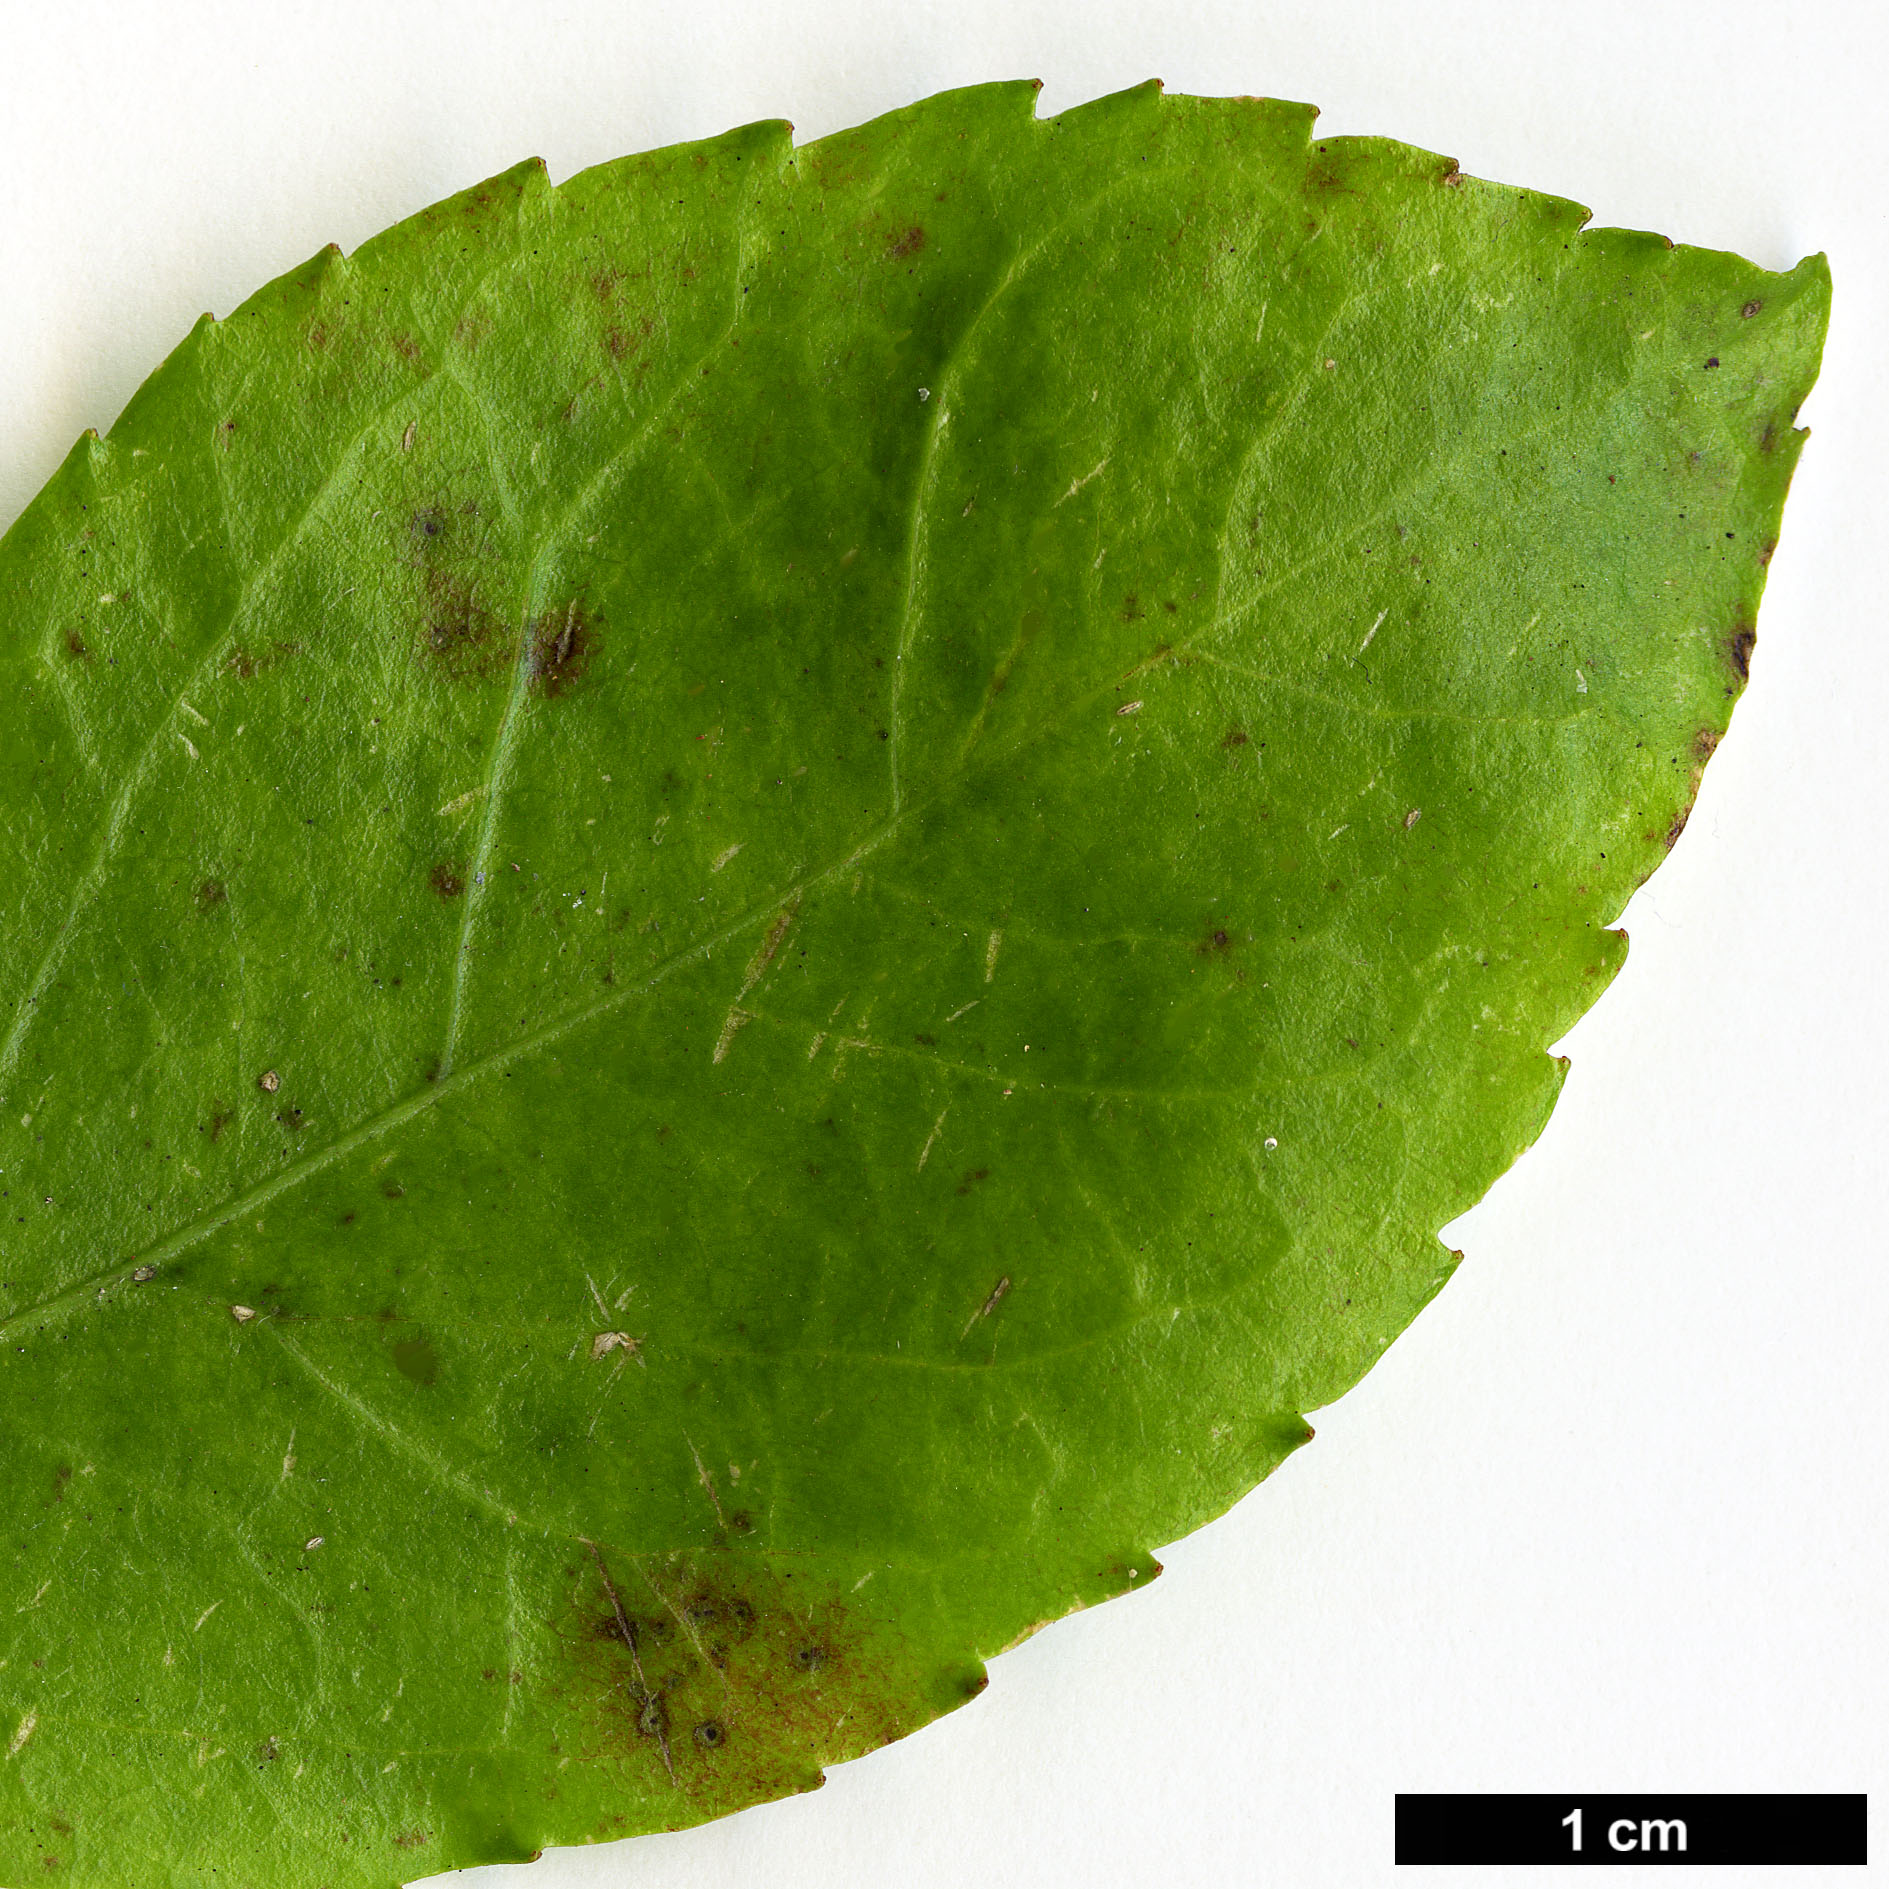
[{"left": 0, "top": 79, "right": 1824, "bottom": 1887}]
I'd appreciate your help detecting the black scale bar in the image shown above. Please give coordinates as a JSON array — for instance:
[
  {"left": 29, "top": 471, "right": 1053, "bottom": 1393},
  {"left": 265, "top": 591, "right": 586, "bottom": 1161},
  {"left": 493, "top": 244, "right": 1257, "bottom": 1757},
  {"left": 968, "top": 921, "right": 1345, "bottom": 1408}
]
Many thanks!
[{"left": 1395, "top": 1794, "right": 1866, "bottom": 1865}]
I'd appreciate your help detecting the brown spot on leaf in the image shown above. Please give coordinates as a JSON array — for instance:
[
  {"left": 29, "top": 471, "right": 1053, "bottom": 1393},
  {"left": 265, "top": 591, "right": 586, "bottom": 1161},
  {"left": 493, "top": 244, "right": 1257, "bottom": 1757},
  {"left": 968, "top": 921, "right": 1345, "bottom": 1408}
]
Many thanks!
[
  {"left": 1221, "top": 728, "right": 1249, "bottom": 748},
  {"left": 64, "top": 629, "right": 89, "bottom": 661},
  {"left": 605, "top": 314, "right": 653, "bottom": 361},
  {"left": 886, "top": 226, "right": 926, "bottom": 262},
  {"left": 226, "top": 640, "right": 300, "bottom": 680},
  {"left": 195, "top": 878, "right": 227, "bottom": 912},
  {"left": 556, "top": 1544, "right": 954, "bottom": 1820},
  {"left": 1728, "top": 624, "right": 1756, "bottom": 681},
  {"left": 954, "top": 1168, "right": 990, "bottom": 1196},
  {"left": 1742, "top": 299, "right": 1763, "bottom": 318},
  {"left": 419, "top": 574, "right": 506, "bottom": 686},
  {"left": 430, "top": 862, "right": 465, "bottom": 900},
  {"left": 1692, "top": 728, "right": 1721, "bottom": 763},
  {"left": 532, "top": 601, "right": 596, "bottom": 698}
]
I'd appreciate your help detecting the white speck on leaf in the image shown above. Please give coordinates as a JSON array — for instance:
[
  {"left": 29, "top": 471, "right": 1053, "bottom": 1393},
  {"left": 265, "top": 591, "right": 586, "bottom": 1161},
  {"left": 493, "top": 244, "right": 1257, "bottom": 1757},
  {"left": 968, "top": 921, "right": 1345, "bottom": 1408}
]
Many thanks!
[
  {"left": 710, "top": 842, "right": 742, "bottom": 872},
  {"left": 917, "top": 1107, "right": 948, "bottom": 1172},
  {"left": 711, "top": 1008, "right": 751, "bottom": 1064},
  {"left": 737, "top": 901, "right": 798, "bottom": 1001},
  {"left": 7, "top": 1711, "right": 36, "bottom": 1758},
  {"left": 962, "top": 1275, "right": 1011, "bottom": 1337},
  {"left": 1054, "top": 457, "right": 1110, "bottom": 506},
  {"left": 685, "top": 1437, "right": 727, "bottom": 1528},
  {"left": 230, "top": 1306, "right": 256, "bottom": 1323}
]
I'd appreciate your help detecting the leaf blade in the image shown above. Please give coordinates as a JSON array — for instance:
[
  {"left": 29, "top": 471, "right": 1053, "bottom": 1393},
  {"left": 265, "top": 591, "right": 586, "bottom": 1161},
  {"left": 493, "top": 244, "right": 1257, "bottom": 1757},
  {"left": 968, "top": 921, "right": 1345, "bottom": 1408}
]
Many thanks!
[{"left": 0, "top": 80, "right": 1825, "bottom": 1886}]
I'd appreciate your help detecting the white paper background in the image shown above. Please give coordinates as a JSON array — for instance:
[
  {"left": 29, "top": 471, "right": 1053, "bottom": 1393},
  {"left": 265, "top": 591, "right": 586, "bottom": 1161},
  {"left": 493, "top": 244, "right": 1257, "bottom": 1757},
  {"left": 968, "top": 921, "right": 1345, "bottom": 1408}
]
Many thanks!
[{"left": 1, "top": 3, "right": 1882, "bottom": 1884}]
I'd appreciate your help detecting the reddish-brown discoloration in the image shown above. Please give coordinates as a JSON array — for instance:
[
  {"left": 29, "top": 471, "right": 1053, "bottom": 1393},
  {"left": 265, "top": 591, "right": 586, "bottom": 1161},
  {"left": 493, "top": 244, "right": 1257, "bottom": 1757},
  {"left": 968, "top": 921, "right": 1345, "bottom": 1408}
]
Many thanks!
[
  {"left": 532, "top": 601, "right": 598, "bottom": 699},
  {"left": 227, "top": 640, "right": 301, "bottom": 680},
  {"left": 551, "top": 1546, "right": 945, "bottom": 1823}
]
